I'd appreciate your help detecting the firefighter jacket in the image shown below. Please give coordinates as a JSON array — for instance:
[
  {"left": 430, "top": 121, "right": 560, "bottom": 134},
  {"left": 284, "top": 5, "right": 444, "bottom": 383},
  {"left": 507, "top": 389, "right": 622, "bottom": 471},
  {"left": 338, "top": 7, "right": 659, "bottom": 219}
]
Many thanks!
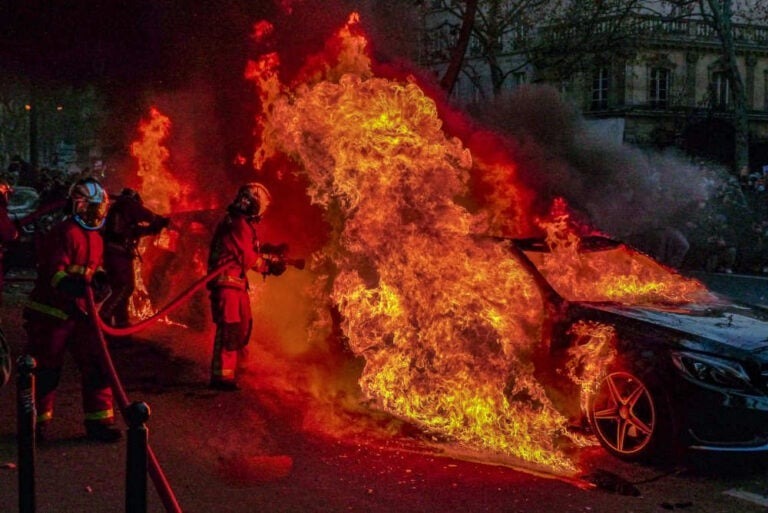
[
  {"left": 104, "top": 195, "right": 168, "bottom": 258},
  {"left": 25, "top": 218, "right": 105, "bottom": 319},
  {"left": 208, "top": 208, "right": 265, "bottom": 290},
  {"left": 0, "top": 204, "right": 18, "bottom": 303},
  {"left": 0, "top": 204, "right": 18, "bottom": 249}
]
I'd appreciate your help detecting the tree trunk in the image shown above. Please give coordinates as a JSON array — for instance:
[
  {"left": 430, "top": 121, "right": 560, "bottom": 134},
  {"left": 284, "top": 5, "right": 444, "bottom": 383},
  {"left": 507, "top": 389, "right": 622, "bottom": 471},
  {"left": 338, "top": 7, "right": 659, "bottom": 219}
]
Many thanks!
[
  {"left": 440, "top": 0, "right": 479, "bottom": 95},
  {"left": 709, "top": 0, "right": 750, "bottom": 177}
]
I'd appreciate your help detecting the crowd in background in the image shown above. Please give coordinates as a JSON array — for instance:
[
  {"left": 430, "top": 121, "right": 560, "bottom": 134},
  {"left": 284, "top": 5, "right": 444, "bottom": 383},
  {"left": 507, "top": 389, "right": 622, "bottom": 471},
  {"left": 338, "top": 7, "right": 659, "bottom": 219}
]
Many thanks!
[
  {"left": 3, "top": 154, "right": 104, "bottom": 212},
  {"left": 680, "top": 172, "right": 768, "bottom": 275}
]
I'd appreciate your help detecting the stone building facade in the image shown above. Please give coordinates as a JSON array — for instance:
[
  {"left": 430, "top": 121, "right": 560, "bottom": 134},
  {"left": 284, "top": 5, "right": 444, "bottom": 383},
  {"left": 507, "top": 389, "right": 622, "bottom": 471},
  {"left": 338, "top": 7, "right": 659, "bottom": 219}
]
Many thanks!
[
  {"left": 567, "top": 16, "right": 768, "bottom": 169},
  {"left": 420, "top": 8, "right": 768, "bottom": 172}
]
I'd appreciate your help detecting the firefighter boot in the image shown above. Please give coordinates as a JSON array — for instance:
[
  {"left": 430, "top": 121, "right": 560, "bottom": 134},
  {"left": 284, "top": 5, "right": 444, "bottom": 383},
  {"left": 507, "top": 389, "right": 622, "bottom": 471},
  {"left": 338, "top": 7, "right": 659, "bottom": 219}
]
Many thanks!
[
  {"left": 85, "top": 421, "right": 122, "bottom": 443},
  {"left": 35, "top": 421, "right": 50, "bottom": 443},
  {"left": 208, "top": 379, "right": 241, "bottom": 391}
]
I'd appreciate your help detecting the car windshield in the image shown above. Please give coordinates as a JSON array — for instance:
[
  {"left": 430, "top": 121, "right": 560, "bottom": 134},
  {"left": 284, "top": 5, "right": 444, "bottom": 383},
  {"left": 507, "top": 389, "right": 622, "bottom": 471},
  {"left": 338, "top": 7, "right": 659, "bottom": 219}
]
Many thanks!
[{"left": 520, "top": 237, "right": 712, "bottom": 305}]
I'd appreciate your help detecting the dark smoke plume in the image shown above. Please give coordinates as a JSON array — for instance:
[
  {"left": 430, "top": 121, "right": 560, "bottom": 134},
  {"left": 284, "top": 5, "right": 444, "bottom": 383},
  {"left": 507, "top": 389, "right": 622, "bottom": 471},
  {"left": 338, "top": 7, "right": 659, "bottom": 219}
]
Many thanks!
[{"left": 467, "top": 84, "right": 749, "bottom": 266}]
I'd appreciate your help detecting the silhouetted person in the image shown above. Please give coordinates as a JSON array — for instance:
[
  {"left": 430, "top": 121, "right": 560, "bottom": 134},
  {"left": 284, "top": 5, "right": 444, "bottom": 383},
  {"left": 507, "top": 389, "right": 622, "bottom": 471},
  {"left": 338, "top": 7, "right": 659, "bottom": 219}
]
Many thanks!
[
  {"left": 207, "top": 182, "right": 275, "bottom": 391},
  {"left": 100, "top": 188, "right": 169, "bottom": 328},
  {"left": 0, "top": 179, "right": 19, "bottom": 306}
]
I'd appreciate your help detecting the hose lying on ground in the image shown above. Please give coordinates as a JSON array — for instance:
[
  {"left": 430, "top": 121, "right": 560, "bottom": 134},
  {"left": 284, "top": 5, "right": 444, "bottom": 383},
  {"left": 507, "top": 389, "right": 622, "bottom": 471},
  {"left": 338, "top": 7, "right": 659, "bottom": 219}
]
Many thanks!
[
  {"left": 83, "top": 260, "right": 234, "bottom": 513},
  {"left": 86, "top": 284, "right": 183, "bottom": 513},
  {"left": 93, "top": 261, "right": 231, "bottom": 337}
]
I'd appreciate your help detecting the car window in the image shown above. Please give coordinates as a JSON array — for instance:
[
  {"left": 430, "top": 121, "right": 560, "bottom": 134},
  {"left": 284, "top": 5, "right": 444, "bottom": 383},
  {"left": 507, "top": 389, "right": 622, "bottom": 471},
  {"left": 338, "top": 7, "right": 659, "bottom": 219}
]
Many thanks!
[
  {"left": 8, "top": 187, "right": 40, "bottom": 215},
  {"left": 523, "top": 244, "right": 711, "bottom": 305}
]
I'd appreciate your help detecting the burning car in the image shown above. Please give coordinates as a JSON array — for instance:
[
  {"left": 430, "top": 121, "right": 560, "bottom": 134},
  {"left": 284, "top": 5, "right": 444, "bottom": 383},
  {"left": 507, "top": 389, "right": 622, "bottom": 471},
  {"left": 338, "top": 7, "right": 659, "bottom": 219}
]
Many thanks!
[{"left": 507, "top": 235, "right": 768, "bottom": 462}]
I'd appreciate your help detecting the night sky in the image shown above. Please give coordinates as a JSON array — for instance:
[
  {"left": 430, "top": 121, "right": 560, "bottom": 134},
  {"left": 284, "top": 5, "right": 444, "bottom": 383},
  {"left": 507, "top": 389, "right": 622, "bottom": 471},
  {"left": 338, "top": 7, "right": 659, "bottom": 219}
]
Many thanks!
[
  {"left": 0, "top": 1, "right": 277, "bottom": 87},
  {"left": 0, "top": 0, "right": 422, "bottom": 92},
  {"left": 0, "top": 0, "right": 284, "bottom": 181},
  {"left": 0, "top": 1, "right": 404, "bottom": 174}
]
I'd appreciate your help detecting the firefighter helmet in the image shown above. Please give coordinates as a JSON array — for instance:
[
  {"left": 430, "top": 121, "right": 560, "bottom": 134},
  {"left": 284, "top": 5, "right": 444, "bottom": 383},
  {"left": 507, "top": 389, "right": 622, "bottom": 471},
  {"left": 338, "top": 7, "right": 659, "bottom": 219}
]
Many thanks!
[
  {"left": 232, "top": 182, "right": 271, "bottom": 220},
  {"left": 69, "top": 177, "right": 109, "bottom": 230},
  {"left": 0, "top": 179, "right": 12, "bottom": 207}
]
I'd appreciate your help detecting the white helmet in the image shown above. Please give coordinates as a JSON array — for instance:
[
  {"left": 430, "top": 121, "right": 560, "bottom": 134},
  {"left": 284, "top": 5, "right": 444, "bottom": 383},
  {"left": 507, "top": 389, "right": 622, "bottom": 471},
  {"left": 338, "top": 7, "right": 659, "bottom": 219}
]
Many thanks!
[
  {"left": 69, "top": 177, "right": 109, "bottom": 230},
  {"left": 232, "top": 182, "right": 271, "bottom": 220}
]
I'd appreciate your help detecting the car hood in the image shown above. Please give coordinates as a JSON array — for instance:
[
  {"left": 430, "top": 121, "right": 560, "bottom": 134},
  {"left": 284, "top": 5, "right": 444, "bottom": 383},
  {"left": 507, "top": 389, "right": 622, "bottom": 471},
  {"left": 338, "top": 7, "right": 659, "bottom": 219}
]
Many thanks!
[{"left": 586, "top": 301, "right": 768, "bottom": 353}]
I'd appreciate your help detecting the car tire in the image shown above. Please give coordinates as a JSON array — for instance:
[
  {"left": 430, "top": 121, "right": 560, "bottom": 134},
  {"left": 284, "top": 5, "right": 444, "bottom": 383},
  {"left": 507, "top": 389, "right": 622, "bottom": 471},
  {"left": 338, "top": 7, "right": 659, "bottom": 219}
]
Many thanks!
[{"left": 587, "top": 369, "right": 674, "bottom": 462}]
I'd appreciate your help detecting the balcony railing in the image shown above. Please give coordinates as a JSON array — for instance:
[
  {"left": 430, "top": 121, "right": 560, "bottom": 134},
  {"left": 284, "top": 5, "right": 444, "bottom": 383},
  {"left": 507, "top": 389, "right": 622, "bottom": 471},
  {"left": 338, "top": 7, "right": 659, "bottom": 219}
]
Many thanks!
[
  {"left": 422, "top": 12, "right": 768, "bottom": 65},
  {"left": 538, "top": 14, "right": 768, "bottom": 47}
]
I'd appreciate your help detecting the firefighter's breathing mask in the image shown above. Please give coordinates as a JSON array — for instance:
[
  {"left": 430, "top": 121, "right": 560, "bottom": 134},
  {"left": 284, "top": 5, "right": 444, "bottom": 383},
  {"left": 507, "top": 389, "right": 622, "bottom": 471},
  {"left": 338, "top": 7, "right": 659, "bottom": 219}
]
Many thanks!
[
  {"left": 233, "top": 182, "right": 271, "bottom": 220},
  {"left": 69, "top": 178, "right": 109, "bottom": 230}
]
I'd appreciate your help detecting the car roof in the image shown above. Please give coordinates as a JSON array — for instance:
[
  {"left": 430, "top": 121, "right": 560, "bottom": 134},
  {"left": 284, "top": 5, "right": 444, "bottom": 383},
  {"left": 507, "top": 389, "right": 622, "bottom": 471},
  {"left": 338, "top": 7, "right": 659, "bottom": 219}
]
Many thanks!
[{"left": 11, "top": 186, "right": 38, "bottom": 194}]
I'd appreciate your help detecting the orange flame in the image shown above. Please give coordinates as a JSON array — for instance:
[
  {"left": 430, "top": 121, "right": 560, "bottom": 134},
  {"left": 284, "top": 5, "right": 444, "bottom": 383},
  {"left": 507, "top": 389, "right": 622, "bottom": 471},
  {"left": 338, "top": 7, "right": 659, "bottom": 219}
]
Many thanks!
[
  {"left": 129, "top": 107, "right": 183, "bottom": 215},
  {"left": 246, "top": 12, "right": 711, "bottom": 475},
  {"left": 251, "top": 20, "right": 274, "bottom": 43},
  {"left": 535, "top": 199, "right": 709, "bottom": 304},
  {"left": 127, "top": 107, "right": 207, "bottom": 322},
  {"left": 565, "top": 321, "right": 618, "bottom": 414},
  {"left": 248, "top": 13, "right": 580, "bottom": 474}
]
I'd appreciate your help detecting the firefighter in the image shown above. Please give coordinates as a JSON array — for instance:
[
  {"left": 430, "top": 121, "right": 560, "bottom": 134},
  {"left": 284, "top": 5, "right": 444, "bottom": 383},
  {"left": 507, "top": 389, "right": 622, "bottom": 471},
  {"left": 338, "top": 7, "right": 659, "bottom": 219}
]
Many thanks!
[
  {"left": 23, "top": 177, "right": 120, "bottom": 442},
  {"left": 0, "top": 179, "right": 18, "bottom": 389},
  {"left": 0, "top": 179, "right": 19, "bottom": 306},
  {"left": 207, "top": 182, "right": 280, "bottom": 391},
  {"left": 100, "top": 187, "right": 170, "bottom": 328}
]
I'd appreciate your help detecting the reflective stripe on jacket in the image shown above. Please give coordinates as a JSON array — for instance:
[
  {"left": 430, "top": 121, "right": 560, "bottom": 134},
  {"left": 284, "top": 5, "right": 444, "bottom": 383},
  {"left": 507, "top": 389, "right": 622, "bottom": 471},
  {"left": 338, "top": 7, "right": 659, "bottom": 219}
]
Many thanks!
[{"left": 25, "top": 218, "right": 104, "bottom": 318}]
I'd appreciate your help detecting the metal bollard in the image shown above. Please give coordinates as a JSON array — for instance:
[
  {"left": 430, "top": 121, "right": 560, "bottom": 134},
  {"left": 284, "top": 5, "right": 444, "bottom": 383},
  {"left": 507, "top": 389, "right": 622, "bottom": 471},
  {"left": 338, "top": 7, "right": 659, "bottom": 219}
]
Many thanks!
[
  {"left": 125, "top": 401, "right": 151, "bottom": 513},
  {"left": 16, "top": 355, "right": 37, "bottom": 513}
]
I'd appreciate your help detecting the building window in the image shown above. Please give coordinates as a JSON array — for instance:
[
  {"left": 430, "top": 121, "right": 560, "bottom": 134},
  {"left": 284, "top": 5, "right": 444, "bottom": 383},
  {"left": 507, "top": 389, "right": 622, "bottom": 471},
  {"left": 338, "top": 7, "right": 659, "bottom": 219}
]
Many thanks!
[
  {"left": 510, "top": 71, "right": 526, "bottom": 89},
  {"left": 591, "top": 66, "right": 609, "bottom": 110},
  {"left": 764, "top": 70, "right": 768, "bottom": 110},
  {"left": 649, "top": 67, "right": 670, "bottom": 108},
  {"left": 712, "top": 71, "right": 731, "bottom": 109}
]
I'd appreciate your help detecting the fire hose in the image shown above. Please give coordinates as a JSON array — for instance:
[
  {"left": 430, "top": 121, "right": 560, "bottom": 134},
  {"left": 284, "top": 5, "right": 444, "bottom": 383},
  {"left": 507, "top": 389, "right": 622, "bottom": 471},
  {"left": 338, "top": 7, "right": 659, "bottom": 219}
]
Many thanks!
[
  {"left": 83, "top": 261, "right": 234, "bottom": 513},
  {"left": 92, "top": 262, "right": 231, "bottom": 337}
]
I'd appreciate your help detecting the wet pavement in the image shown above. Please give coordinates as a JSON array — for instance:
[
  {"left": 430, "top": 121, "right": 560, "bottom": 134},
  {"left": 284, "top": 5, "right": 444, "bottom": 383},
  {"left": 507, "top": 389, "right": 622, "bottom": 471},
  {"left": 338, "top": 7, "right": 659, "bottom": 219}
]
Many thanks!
[{"left": 2, "top": 268, "right": 768, "bottom": 513}]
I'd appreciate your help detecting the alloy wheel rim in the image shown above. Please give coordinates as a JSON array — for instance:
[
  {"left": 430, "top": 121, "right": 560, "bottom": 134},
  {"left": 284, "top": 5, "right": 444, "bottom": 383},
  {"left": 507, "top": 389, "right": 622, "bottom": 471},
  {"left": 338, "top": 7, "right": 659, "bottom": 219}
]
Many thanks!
[{"left": 591, "top": 371, "right": 656, "bottom": 455}]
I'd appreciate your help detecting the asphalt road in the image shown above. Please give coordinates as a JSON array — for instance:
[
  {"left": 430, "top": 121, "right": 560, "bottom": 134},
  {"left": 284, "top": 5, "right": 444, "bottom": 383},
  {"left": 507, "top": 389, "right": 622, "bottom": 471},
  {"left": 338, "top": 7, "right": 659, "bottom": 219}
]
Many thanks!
[{"left": 2, "top": 271, "right": 768, "bottom": 513}]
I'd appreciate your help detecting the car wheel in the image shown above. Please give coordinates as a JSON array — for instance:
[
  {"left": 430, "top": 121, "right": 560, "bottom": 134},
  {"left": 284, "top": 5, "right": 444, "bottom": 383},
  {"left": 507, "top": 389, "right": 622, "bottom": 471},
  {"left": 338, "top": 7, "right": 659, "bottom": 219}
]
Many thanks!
[{"left": 587, "top": 370, "right": 670, "bottom": 462}]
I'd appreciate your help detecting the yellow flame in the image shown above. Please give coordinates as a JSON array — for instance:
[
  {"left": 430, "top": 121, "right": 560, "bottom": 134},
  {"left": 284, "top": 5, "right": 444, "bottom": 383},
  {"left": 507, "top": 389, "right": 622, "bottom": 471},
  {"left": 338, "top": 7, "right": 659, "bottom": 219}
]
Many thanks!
[
  {"left": 565, "top": 321, "right": 617, "bottom": 413},
  {"left": 248, "top": 16, "right": 580, "bottom": 473},
  {"left": 536, "top": 201, "right": 708, "bottom": 304},
  {"left": 130, "top": 107, "right": 183, "bottom": 214}
]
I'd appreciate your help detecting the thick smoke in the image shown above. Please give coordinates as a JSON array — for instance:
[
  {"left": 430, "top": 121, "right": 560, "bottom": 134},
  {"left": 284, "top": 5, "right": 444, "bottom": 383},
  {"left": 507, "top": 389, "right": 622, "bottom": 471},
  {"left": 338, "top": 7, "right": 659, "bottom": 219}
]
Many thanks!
[{"left": 467, "top": 84, "right": 745, "bottom": 265}]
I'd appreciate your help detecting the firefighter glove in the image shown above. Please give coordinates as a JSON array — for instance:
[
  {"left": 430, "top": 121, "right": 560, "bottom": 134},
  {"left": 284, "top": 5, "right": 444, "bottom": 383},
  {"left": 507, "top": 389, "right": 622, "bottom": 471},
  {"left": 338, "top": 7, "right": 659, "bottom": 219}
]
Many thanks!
[
  {"left": 267, "top": 258, "right": 287, "bottom": 276},
  {"left": 91, "top": 270, "right": 112, "bottom": 303},
  {"left": 57, "top": 275, "right": 87, "bottom": 297},
  {"left": 261, "top": 242, "right": 288, "bottom": 255},
  {"left": 149, "top": 215, "right": 171, "bottom": 233}
]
